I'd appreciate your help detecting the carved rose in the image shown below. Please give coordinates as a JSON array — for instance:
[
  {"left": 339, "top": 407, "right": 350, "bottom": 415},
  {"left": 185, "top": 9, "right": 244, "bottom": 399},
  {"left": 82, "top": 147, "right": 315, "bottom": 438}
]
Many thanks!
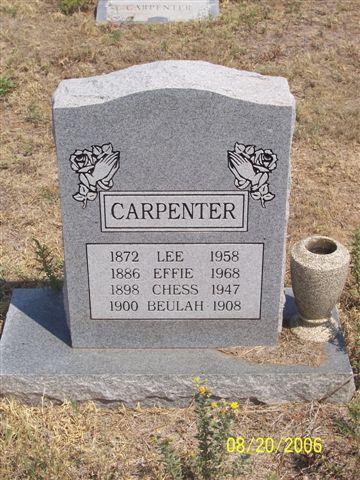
[
  {"left": 228, "top": 143, "right": 277, "bottom": 208},
  {"left": 70, "top": 149, "right": 96, "bottom": 173},
  {"left": 70, "top": 143, "right": 120, "bottom": 208},
  {"left": 252, "top": 149, "right": 277, "bottom": 172}
]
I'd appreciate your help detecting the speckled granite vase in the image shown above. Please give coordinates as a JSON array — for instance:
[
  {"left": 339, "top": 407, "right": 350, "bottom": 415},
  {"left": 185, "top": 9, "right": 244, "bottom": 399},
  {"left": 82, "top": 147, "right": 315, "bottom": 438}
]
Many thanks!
[{"left": 290, "top": 236, "right": 350, "bottom": 342}]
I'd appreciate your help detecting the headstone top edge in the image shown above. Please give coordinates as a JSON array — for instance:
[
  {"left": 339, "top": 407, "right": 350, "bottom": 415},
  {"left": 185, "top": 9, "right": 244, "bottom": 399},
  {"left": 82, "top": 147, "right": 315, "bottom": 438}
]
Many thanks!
[{"left": 53, "top": 60, "right": 295, "bottom": 109}]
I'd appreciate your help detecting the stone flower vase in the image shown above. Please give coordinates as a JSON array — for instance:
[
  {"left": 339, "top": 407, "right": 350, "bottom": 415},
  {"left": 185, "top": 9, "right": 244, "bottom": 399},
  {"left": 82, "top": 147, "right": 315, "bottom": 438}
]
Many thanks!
[{"left": 290, "top": 235, "right": 350, "bottom": 342}]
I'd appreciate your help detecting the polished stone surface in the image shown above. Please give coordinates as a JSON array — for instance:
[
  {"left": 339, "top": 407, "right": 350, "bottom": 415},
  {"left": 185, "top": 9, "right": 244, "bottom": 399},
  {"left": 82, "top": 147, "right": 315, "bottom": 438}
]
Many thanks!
[
  {"left": 53, "top": 61, "right": 295, "bottom": 348},
  {"left": 1, "top": 288, "right": 355, "bottom": 405}
]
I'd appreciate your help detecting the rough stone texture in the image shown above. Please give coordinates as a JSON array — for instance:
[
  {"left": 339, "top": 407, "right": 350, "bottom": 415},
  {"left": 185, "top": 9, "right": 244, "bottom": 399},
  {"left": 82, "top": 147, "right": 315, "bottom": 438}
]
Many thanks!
[
  {"left": 289, "top": 316, "right": 339, "bottom": 343},
  {"left": 52, "top": 61, "right": 295, "bottom": 348},
  {"left": 291, "top": 236, "right": 350, "bottom": 321},
  {"left": 0, "top": 288, "right": 355, "bottom": 405},
  {"left": 53, "top": 61, "right": 293, "bottom": 108},
  {"left": 96, "top": 0, "right": 219, "bottom": 24}
]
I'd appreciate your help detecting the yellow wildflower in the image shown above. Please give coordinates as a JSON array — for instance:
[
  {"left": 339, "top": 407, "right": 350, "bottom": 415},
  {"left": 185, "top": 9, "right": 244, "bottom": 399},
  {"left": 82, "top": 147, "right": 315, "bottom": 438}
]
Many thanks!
[
  {"left": 198, "top": 386, "right": 207, "bottom": 395},
  {"left": 211, "top": 401, "right": 218, "bottom": 408},
  {"left": 230, "top": 402, "right": 239, "bottom": 410}
]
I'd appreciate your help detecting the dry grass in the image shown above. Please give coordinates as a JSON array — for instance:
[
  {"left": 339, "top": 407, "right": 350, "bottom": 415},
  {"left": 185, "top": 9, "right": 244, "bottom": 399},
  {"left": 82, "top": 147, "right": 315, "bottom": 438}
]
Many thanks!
[
  {"left": 219, "top": 329, "right": 326, "bottom": 367},
  {"left": 0, "top": 0, "right": 359, "bottom": 478},
  {"left": 1, "top": 396, "right": 359, "bottom": 479}
]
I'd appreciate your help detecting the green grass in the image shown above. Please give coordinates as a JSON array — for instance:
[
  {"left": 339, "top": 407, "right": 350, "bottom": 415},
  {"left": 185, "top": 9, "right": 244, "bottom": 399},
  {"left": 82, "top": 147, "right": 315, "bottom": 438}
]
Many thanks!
[
  {"left": 333, "top": 398, "right": 360, "bottom": 448},
  {"left": 0, "top": 76, "right": 15, "bottom": 97},
  {"left": 25, "top": 102, "right": 43, "bottom": 124},
  {"left": 32, "top": 239, "right": 63, "bottom": 290},
  {"left": 0, "top": 5, "right": 17, "bottom": 17},
  {"left": 352, "top": 226, "right": 360, "bottom": 290},
  {"left": 350, "top": 227, "right": 360, "bottom": 378},
  {"left": 58, "top": 0, "right": 92, "bottom": 16},
  {"left": 40, "top": 186, "right": 58, "bottom": 205},
  {"left": 106, "top": 29, "right": 123, "bottom": 45}
]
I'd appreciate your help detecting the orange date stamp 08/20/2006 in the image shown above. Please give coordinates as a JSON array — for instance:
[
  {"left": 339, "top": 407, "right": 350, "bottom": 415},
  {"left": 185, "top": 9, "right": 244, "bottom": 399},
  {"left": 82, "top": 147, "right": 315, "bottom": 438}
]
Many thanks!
[{"left": 226, "top": 436, "right": 323, "bottom": 455}]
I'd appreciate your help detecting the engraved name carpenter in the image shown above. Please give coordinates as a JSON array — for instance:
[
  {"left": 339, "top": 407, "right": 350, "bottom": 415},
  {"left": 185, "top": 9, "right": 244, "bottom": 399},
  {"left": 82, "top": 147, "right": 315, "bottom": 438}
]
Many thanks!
[
  {"left": 101, "top": 192, "right": 248, "bottom": 232},
  {"left": 110, "top": 4, "right": 193, "bottom": 12},
  {"left": 110, "top": 200, "right": 236, "bottom": 220}
]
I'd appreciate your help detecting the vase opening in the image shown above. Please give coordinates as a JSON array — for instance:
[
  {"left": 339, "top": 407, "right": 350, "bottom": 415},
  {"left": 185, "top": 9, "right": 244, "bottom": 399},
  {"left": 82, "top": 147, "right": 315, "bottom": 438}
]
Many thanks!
[{"left": 305, "top": 237, "right": 337, "bottom": 255}]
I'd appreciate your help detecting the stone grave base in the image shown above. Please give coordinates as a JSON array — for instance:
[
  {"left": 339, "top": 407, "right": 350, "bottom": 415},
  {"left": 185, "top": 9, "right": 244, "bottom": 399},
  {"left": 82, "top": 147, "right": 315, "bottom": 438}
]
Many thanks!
[{"left": 0, "top": 288, "right": 355, "bottom": 405}]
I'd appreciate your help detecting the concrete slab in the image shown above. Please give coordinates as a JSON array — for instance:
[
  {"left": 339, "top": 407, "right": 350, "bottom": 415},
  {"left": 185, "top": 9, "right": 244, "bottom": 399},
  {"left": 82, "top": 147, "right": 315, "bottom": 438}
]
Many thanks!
[{"left": 0, "top": 288, "right": 355, "bottom": 405}]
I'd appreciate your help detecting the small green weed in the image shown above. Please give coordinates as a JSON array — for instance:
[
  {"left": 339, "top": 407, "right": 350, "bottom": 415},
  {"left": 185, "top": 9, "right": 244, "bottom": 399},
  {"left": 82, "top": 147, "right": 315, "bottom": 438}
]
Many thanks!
[
  {"left": 58, "top": 0, "right": 92, "bottom": 16},
  {"left": 157, "top": 377, "right": 249, "bottom": 480},
  {"left": 352, "top": 226, "right": 360, "bottom": 291},
  {"left": 0, "top": 75, "right": 15, "bottom": 97},
  {"left": 70, "top": 400, "right": 80, "bottom": 415},
  {"left": 350, "top": 227, "right": 360, "bottom": 375},
  {"left": 25, "top": 102, "right": 43, "bottom": 124},
  {"left": 0, "top": 5, "right": 17, "bottom": 17},
  {"left": 33, "top": 239, "right": 63, "bottom": 290},
  {"left": 0, "top": 161, "right": 9, "bottom": 170},
  {"left": 106, "top": 29, "right": 122, "bottom": 45},
  {"left": 22, "top": 142, "right": 34, "bottom": 157},
  {"left": 160, "top": 40, "right": 170, "bottom": 53},
  {"left": 158, "top": 439, "right": 184, "bottom": 480},
  {"left": 266, "top": 474, "right": 279, "bottom": 480},
  {"left": 23, "top": 456, "right": 48, "bottom": 480},
  {"left": 333, "top": 398, "right": 360, "bottom": 446},
  {"left": 40, "top": 186, "right": 58, "bottom": 205},
  {"left": 354, "top": 321, "right": 360, "bottom": 375}
]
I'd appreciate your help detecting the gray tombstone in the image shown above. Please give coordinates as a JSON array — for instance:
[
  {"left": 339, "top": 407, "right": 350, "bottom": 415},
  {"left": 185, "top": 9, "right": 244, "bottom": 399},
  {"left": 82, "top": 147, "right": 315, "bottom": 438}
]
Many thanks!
[
  {"left": 96, "top": 0, "right": 219, "bottom": 23},
  {"left": 1, "top": 61, "right": 356, "bottom": 405},
  {"left": 52, "top": 60, "right": 295, "bottom": 349}
]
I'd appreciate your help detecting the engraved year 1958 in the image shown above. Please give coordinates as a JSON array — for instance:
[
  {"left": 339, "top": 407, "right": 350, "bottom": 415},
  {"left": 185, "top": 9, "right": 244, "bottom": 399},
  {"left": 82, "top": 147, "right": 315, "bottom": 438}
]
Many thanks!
[{"left": 210, "top": 250, "right": 240, "bottom": 262}]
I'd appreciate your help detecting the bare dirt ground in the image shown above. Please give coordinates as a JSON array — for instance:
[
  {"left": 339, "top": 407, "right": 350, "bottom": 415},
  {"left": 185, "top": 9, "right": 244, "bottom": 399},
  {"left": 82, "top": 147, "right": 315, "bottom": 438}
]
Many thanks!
[{"left": 0, "top": 1, "right": 359, "bottom": 478}]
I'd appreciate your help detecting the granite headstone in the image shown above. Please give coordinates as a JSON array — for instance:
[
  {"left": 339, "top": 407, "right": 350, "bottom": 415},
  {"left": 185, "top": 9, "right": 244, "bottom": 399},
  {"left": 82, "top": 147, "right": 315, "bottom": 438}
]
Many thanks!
[
  {"left": 52, "top": 60, "right": 295, "bottom": 348},
  {"left": 96, "top": 0, "right": 219, "bottom": 23},
  {"left": 1, "top": 61, "right": 355, "bottom": 406}
]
